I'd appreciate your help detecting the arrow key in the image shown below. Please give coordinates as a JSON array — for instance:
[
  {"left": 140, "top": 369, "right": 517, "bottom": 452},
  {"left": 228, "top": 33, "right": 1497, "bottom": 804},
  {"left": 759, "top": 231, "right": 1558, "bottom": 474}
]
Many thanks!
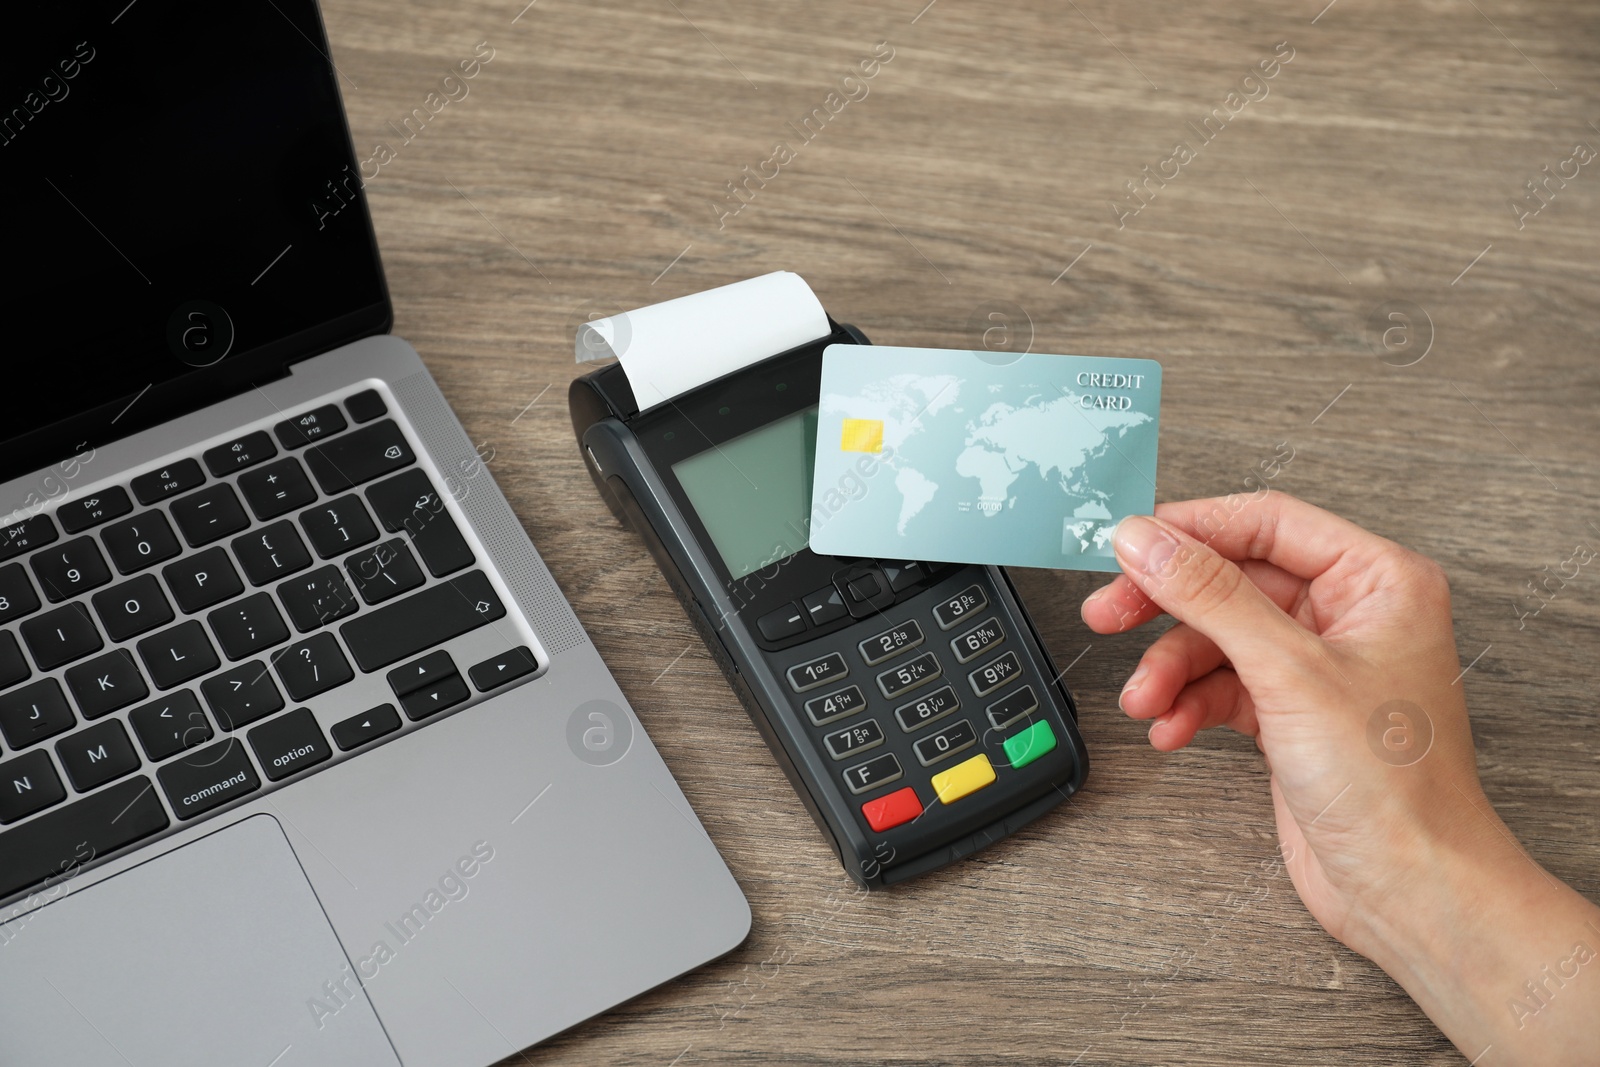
[
  {"left": 468, "top": 647, "right": 538, "bottom": 692},
  {"left": 399, "top": 673, "right": 470, "bottom": 721},
  {"left": 331, "top": 703, "right": 402, "bottom": 751},
  {"left": 386, "top": 649, "right": 457, "bottom": 697}
]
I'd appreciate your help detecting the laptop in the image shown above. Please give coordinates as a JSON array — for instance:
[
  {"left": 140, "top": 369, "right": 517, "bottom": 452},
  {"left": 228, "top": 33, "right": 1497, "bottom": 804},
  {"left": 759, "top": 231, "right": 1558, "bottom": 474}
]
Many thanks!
[{"left": 0, "top": 4, "right": 750, "bottom": 1066}]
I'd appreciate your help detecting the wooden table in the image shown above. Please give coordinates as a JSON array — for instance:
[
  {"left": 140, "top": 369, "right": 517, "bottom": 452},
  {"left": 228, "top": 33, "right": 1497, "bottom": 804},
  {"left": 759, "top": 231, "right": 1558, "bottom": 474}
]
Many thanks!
[{"left": 321, "top": 0, "right": 1600, "bottom": 1062}]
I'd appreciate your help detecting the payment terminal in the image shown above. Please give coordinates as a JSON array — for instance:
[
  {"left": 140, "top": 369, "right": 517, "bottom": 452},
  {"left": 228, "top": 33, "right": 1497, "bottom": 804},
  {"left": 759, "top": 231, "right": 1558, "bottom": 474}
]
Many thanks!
[{"left": 569, "top": 308, "right": 1088, "bottom": 888}]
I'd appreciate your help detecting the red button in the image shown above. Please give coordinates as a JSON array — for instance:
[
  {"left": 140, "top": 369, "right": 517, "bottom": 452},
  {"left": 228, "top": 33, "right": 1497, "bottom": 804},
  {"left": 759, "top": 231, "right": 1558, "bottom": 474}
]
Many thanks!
[{"left": 861, "top": 786, "right": 922, "bottom": 832}]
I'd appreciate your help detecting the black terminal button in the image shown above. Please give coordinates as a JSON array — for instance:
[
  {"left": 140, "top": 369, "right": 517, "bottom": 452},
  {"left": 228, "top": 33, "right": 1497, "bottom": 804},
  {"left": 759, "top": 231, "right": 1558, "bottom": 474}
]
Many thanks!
[
  {"left": 801, "top": 586, "right": 847, "bottom": 626},
  {"left": 880, "top": 561, "right": 929, "bottom": 593},
  {"left": 756, "top": 602, "right": 806, "bottom": 642},
  {"left": 847, "top": 572, "right": 882, "bottom": 601}
]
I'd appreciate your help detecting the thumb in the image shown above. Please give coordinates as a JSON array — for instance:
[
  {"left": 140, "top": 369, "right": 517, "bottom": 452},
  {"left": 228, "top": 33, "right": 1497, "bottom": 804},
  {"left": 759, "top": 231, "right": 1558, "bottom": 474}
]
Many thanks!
[{"left": 1112, "top": 514, "right": 1323, "bottom": 677}]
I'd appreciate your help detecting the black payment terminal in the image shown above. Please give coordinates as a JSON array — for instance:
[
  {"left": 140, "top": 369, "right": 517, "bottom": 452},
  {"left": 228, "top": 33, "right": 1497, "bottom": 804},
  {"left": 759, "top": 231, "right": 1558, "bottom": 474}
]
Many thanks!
[{"left": 569, "top": 317, "right": 1088, "bottom": 888}]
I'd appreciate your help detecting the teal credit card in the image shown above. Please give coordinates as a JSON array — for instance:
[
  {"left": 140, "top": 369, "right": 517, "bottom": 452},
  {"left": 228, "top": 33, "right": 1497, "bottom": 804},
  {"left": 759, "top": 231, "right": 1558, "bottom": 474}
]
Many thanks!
[{"left": 808, "top": 345, "right": 1161, "bottom": 573}]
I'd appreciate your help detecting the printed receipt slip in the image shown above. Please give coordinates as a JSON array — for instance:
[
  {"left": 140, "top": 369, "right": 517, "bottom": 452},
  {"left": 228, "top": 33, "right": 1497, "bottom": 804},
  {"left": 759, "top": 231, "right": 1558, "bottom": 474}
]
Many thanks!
[{"left": 808, "top": 346, "right": 1161, "bottom": 573}]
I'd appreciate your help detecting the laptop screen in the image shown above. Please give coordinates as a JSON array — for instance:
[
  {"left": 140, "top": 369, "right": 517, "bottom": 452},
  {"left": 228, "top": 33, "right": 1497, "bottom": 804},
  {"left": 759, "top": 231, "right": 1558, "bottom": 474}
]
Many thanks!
[{"left": 3, "top": 1, "right": 390, "bottom": 481}]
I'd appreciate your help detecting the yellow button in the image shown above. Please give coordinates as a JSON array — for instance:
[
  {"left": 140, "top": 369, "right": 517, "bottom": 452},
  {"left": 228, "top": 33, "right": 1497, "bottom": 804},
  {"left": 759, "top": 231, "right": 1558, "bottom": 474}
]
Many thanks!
[
  {"left": 931, "top": 754, "right": 996, "bottom": 805},
  {"left": 839, "top": 418, "right": 884, "bottom": 453}
]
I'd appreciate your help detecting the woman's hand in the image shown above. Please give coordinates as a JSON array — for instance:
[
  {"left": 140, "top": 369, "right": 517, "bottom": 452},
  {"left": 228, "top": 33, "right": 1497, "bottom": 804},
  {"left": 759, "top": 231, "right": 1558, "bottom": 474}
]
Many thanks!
[{"left": 1081, "top": 492, "right": 1600, "bottom": 1065}]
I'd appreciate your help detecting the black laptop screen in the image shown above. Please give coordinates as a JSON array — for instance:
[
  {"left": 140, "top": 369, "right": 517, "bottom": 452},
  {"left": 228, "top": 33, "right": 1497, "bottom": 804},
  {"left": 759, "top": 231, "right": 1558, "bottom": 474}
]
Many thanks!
[{"left": 2, "top": 1, "right": 390, "bottom": 479}]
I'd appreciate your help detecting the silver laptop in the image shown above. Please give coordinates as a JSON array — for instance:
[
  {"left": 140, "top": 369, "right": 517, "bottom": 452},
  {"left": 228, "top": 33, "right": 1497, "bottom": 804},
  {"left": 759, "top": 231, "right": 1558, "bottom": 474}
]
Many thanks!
[{"left": 0, "top": 5, "right": 749, "bottom": 1066}]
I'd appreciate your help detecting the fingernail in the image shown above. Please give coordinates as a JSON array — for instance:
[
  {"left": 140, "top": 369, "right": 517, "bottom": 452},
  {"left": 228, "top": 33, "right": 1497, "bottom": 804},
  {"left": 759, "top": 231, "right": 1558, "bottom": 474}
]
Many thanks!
[
  {"left": 1114, "top": 515, "right": 1178, "bottom": 575},
  {"left": 1118, "top": 666, "right": 1147, "bottom": 711},
  {"left": 1149, "top": 713, "right": 1172, "bottom": 739},
  {"left": 1080, "top": 586, "right": 1106, "bottom": 624}
]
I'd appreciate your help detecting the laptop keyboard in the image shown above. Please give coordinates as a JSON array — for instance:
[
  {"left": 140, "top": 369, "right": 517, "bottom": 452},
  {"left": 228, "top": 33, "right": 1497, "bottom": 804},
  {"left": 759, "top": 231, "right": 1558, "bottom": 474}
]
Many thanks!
[{"left": 0, "top": 388, "right": 540, "bottom": 902}]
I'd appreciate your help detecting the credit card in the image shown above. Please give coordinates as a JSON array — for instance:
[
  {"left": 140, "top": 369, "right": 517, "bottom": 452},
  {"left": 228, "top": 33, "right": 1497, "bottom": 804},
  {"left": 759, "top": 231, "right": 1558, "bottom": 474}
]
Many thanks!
[{"left": 809, "top": 345, "right": 1161, "bottom": 573}]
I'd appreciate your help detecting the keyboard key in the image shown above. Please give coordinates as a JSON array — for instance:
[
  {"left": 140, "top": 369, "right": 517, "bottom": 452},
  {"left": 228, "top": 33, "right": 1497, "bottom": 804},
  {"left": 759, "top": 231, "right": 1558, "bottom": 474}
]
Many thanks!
[
  {"left": 930, "top": 753, "right": 996, "bottom": 805},
  {"left": 300, "top": 495, "right": 378, "bottom": 559},
  {"left": 468, "top": 646, "right": 538, "bottom": 692},
  {"left": 137, "top": 621, "right": 219, "bottom": 689},
  {"left": 951, "top": 617, "right": 1005, "bottom": 664},
  {"left": 249, "top": 707, "right": 332, "bottom": 781},
  {"left": 129, "top": 690, "right": 212, "bottom": 762},
  {"left": 0, "top": 776, "right": 167, "bottom": 898},
  {"left": 208, "top": 593, "right": 290, "bottom": 661},
  {"left": 238, "top": 457, "right": 317, "bottom": 521},
  {"left": 100, "top": 510, "right": 182, "bottom": 574},
  {"left": 131, "top": 458, "right": 205, "bottom": 505},
  {"left": 842, "top": 752, "right": 903, "bottom": 796},
  {"left": 56, "top": 719, "right": 140, "bottom": 791},
  {"left": 986, "top": 685, "right": 1038, "bottom": 730},
  {"left": 20, "top": 603, "right": 102, "bottom": 670},
  {"left": 344, "top": 388, "right": 387, "bottom": 423},
  {"left": 201, "top": 661, "right": 284, "bottom": 731},
  {"left": 347, "top": 538, "right": 424, "bottom": 605},
  {"left": 275, "top": 404, "right": 348, "bottom": 450},
  {"left": 56, "top": 487, "right": 133, "bottom": 534},
  {"left": 233, "top": 521, "right": 312, "bottom": 586},
  {"left": 366, "top": 470, "right": 473, "bottom": 577},
  {"left": 271, "top": 633, "right": 354, "bottom": 702},
  {"left": 387, "top": 649, "right": 457, "bottom": 696},
  {"left": 276, "top": 566, "right": 359, "bottom": 632},
  {"left": 0, "top": 515, "right": 58, "bottom": 563},
  {"left": 331, "top": 704, "right": 401, "bottom": 751},
  {"left": 0, "top": 562, "right": 41, "bottom": 624},
  {"left": 399, "top": 672, "right": 470, "bottom": 721},
  {"left": 0, "top": 631, "right": 29, "bottom": 690},
  {"left": 877, "top": 651, "right": 942, "bottom": 700},
  {"left": 861, "top": 786, "right": 923, "bottom": 833},
  {"left": 913, "top": 718, "right": 977, "bottom": 766},
  {"left": 881, "top": 561, "right": 930, "bottom": 593},
  {"left": 202, "top": 430, "right": 277, "bottom": 477},
  {"left": 894, "top": 685, "right": 960, "bottom": 732},
  {"left": 1003, "top": 719, "right": 1056, "bottom": 769},
  {"left": 340, "top": 570, "right": 506, "bottom": 672},
  {"left": 163, "top": 547, "right": 244, "bottom": 613},
  {"left": 823, "top": 717, "right": 885, "bottom": 761},
  {"left": 64, "top": 649, "right": 148, "bottom": 720},
  {"left": 31, "top": 536, "right": 112, "bottom": 602},
  {"left": 304, "top": 419, "right": 415, "bottom": 494},
  {"left": 92, "top": 575, "right": 175, "bottom": 642},
  {"left": 157, "top": 738, "right": 260, "bottom": 819},
  {"left": 170, "top": 483, "right": 250, "bottom": 547},
  {"left": 0, "top": 750, "right": 66, "bottom": 823},
  {"left": 804, "top": 684, "right": 868, "bottom": 726},
  {"left": 787, "top": 652, "right": 848, "bottom": 693},
  {"left": 858, "top": 620, "right": 924, "bottom": 666},
  {"left": 0, "top": 679, "right": 75, "bottom": 750},
  {"left": 969, "top": 651, "right": 1023, "bottom": 697},
  {"left": 933, "top": 585, "right": 988, "bottom": 630}
]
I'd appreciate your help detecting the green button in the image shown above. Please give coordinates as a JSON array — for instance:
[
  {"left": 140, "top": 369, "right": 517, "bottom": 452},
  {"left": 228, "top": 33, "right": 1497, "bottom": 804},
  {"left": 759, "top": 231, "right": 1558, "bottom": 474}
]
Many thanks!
[{"left": 1003, "top": 720, "right": 1056, "bottom": 768}]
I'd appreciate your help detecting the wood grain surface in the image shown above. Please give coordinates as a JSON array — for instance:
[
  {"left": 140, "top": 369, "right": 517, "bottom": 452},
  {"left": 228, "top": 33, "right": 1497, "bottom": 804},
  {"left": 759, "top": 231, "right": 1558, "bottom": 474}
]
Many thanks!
[{"left": 317, "top": 0, "right": 1600, "bottom": 1063}]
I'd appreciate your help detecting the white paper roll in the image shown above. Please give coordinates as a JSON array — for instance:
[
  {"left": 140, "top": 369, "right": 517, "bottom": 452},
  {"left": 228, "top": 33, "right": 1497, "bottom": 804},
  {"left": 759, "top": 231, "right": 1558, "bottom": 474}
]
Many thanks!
[{"left": 574, "top": 271, "right": 831, "bottom": 411}]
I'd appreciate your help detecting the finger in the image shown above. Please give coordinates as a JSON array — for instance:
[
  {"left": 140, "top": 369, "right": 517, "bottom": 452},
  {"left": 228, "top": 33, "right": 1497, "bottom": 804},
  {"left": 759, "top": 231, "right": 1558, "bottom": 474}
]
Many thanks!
[
  {"left": 1113, "top": 514, "right": 1327, "bottom": 676},
  {"left": 1152, "top": 490, "right": 1395, "bottom": 582},
  {"left": 1084, "top": 556, "right": 1308, "bottom": 635},
  {"left": 1147, "top": 668, "right": 1259, "bottom": 751},
  {"left": 1119, "top": 561, "right": 1310, "bottom": 717}
]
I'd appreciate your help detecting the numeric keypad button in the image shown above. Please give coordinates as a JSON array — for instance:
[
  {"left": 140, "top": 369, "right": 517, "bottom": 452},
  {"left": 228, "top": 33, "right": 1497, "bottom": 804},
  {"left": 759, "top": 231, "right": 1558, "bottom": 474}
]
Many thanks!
[
  {"left": 803, "top": 685, "right": 867, "bottom": 726},
  {"left": 30, "top": 537, "right": 112, "bottom": 602},
  {"left": 912, "top": 718, "right": 977, "bottom": 766},
  {"left": 786, "top": 652, "right": 848, "bottom": 693},
  {"left": 933, "top": 585, "right": 987, "bottom": 630},
  {"left": 969, "top": 651, "right": 1023, "bottom": 697},
  {"left": 823, "top": 718, "right": 885, "bottom": 761},
  {"left": 876, "top": 651, "right": 941, "bottom": 699},
  {"left": 842, "top": 752, "right": 903, "bottom": 795},
  {"left": 950, "top": 617, "right": 1005, "bottom": 664},
  {"left": 858, "top": 620, "right": 924, "bottom": 666},
  {"left": 894, "top": 685, "right": 960, "bottom": 732},
  {"left": 100, "top": 511, "right": 182, "bottom": 575}
]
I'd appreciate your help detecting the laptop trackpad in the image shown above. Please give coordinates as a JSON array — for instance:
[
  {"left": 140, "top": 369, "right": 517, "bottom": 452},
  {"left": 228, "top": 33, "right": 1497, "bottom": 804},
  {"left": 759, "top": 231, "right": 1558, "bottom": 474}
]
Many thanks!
[{"left": 0, "top": 814, "right": 400, "bottom": 1067}]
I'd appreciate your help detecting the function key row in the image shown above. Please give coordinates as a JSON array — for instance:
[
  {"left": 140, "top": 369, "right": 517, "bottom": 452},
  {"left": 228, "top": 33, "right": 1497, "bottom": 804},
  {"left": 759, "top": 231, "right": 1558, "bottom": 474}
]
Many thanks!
[{"left": 755, "top": 561, "right": 940, "bottom": 644}]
